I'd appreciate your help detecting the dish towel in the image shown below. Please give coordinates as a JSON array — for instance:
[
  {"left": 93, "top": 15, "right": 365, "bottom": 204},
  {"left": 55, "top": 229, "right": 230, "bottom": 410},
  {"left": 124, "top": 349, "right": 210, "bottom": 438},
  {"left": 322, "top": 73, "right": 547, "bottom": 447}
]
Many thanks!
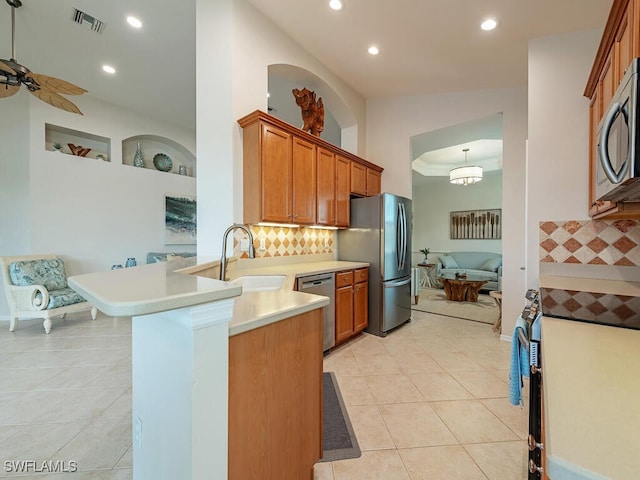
[{"left": 509, "top": 315, "right": 530, "bottom": 406}]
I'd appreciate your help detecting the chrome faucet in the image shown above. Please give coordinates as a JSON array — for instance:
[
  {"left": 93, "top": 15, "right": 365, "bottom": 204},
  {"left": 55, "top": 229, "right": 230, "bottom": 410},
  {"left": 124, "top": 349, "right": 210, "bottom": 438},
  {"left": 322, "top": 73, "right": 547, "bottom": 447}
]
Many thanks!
[{"left": 220, "top": 224, "right": 255, "bottom": 281}]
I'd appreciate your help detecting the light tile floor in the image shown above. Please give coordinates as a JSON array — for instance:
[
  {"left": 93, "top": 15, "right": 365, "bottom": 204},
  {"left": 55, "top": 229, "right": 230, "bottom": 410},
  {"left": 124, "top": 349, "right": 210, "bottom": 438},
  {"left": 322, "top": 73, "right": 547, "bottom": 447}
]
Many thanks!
[
  {"left": 0, "top": 308, "right": 529, "bottom": 479},
  {"left": 315, "top": 309, "right": 530, "bottom": 480}
]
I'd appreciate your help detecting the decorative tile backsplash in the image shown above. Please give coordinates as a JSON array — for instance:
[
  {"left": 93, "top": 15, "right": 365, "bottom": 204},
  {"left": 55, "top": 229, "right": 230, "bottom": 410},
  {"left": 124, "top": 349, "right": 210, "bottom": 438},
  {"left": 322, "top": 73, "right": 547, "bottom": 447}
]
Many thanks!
[
  {"left": 539, "top": 219, "right": 640, "bottom": 266},
  {"left": 540, "top": 287, "right": 640, "bottom": 329},
  {"left": 233, "top": 226, "right": 335, "bottom": 259}
]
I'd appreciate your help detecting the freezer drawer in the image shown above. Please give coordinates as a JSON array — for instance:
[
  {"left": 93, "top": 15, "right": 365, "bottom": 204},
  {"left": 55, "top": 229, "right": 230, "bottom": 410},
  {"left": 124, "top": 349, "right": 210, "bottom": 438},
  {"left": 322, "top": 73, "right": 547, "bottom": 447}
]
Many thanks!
[{"left": 367, "top": 276, "right": 411, "bottom": 337}]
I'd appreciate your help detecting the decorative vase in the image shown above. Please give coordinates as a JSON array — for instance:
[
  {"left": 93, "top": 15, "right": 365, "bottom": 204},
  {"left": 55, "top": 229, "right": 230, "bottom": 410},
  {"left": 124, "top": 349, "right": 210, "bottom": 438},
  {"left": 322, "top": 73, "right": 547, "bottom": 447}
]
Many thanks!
[
  {"left": 133, "top": 142, "right": 144, "bottom": 167},
  {"left": 178, "top": 164, "right": 187, "bottom": 176},
  {"left": 125, "top": 257, "right": 137, "bottom": 268}
]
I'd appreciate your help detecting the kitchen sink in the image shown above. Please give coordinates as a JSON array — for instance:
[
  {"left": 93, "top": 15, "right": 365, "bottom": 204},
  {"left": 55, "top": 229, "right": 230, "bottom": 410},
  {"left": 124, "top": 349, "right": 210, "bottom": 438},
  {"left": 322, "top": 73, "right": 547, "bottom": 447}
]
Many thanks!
[{"left": 228, "top": 275, "right": 287, "bottom": 291}]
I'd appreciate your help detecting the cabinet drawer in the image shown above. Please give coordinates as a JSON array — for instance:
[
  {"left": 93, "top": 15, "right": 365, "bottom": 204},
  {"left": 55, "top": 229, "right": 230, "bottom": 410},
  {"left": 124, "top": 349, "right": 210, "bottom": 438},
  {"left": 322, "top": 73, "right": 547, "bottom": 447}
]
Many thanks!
[
  {"left": 335, "top": 271, "right": 354, "bottom": 288},
  {"left": 354, "top": 268, "right": 368, "bottom": 284}
]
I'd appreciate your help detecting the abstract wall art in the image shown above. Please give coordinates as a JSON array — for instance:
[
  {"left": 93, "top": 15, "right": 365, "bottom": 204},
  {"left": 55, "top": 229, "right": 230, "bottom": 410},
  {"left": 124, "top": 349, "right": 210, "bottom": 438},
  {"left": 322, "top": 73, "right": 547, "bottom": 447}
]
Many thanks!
[{"left": 165, "top": 194, "right": 197, "bottom": 245}]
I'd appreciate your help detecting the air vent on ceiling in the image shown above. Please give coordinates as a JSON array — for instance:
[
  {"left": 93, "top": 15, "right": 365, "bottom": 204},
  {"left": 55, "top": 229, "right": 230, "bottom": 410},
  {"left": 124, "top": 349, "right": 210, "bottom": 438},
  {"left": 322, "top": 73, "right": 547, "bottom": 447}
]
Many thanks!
[{"left": 72, "top": 8, "right": 106, "bottom": 34}]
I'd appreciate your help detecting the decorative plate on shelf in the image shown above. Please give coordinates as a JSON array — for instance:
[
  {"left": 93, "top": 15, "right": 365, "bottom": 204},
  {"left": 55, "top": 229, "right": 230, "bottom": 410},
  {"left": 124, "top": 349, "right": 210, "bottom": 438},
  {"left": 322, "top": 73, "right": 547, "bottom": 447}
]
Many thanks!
[{"left": 153, "top": 153, "right": 173, "bottom": 172}]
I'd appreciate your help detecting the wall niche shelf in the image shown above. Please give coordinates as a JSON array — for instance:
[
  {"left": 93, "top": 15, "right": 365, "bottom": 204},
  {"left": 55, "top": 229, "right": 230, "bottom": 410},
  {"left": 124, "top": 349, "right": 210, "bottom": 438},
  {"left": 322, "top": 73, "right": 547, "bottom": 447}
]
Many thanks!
[
  {"left": 45, "top": 123, "right": 111, "bottom": 161},
  {"left": 122, "top": 135, "right": 196, "bottom": 178}
]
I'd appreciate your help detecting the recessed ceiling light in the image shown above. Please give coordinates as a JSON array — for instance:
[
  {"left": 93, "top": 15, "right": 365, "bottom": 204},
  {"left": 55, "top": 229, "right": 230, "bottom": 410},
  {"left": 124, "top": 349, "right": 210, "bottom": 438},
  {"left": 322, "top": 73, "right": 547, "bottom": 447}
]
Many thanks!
[
  {"left": 329, "top": 0, "right": 344, "bottom": 11},
  {"left": 368, "top": 46, "right": 379, "bottom": 55},
  {"left": 102, "top": 65, "right": 116, "bottom": 74},
  {"left": 481, "top": 18, "right": 498, "bottom": 31},
  {"left": 126, "top": 16, "right": 142, "bottom": 28}
]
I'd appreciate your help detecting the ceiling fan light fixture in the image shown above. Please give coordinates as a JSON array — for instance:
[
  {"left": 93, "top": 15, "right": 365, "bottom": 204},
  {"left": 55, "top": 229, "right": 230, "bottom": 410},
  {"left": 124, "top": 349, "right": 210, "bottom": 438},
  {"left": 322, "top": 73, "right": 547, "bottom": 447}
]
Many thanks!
[
  {"left": 450, "top": 148, "right": 483, "bottom": 185},
  {"left": 102, "top": 65, "right": 116, "bottom": 74},
  {"left": 126, "top": 16, "right": 142, "bottom": 29},
  {"left": 0, "top": 0, "right": 87, "bottom": 114}
]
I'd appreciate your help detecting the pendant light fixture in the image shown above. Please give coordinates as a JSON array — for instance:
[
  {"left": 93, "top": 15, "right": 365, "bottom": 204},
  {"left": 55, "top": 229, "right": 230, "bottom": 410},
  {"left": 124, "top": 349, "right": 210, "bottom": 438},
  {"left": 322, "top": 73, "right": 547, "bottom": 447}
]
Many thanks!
[{"left": 450, "top": 148, "right": 483, "bottom": 185}]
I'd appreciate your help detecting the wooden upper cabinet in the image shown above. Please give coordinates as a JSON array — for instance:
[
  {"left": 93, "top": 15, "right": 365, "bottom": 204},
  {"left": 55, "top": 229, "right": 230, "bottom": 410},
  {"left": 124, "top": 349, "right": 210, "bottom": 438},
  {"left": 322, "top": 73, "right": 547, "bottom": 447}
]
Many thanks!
[
  {"left": 367, "top": 169, "right": 382, "bottom": 196},
  {"left": 316, "top": 147, "right": 336, "bottom": 226},
  {"left": 260, "top": 123, "right": 292, "bottom": 223},
  {"left": 292, "top": 137, "right": 317, "bottom": 224},
  {"left": 351, "top": 162, "right": 382, "bottom": 197},
  {"left": 335, "top": 155, "right": 351, "bottom": 227},
  {"left": 615, "top": 0, "right": 634, "bottom": 82},
  {"left": 350, "top": 162, "right": 367, "bottom": 196},
  {"left": 238, "top": 110, "right": 384, "bottom": 226},
  {"left": 584, "top": 0, "right": 640, "bottom": 219}
]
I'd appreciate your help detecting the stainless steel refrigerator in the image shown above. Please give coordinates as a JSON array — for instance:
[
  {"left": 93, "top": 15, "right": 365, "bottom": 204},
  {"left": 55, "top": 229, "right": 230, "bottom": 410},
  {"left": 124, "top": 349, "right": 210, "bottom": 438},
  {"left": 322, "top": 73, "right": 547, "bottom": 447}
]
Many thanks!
[{"left": 338, "top": 193, "right": 412, "bottom": 337}]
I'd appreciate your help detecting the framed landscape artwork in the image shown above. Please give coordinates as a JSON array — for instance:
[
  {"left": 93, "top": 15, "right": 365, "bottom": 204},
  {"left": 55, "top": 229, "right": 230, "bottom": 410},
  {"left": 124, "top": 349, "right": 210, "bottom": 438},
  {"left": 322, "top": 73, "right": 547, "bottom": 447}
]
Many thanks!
[
  {"left": 165, "top": 194, "right": 197, "bottom": 244},
  {"left": 450, "top": 209, "right": 501, "bottom": 239}
]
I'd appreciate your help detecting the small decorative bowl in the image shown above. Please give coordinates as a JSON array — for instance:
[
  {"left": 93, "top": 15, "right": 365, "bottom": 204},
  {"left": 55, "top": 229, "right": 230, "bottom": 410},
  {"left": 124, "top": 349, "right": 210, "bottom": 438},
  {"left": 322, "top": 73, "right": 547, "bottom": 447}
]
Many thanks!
[{"left": 153, "top": 153, "right": 173, "bottom": 172}]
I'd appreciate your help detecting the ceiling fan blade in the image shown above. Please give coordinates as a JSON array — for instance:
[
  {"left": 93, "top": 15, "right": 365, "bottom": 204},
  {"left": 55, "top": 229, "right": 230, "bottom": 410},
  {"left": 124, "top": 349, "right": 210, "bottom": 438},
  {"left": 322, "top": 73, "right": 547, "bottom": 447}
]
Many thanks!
[
  {"left": 0, "top": 83, "right": 19, "bottom": 98},
  {"left": 28, "top": 86, "right": 83, "bottom": 115},
  {"left": 28, "top": 73, "right": 87, "bottom": 96},
  {"left": 0, "top": 59, "right": 17, "bottom": 76}
]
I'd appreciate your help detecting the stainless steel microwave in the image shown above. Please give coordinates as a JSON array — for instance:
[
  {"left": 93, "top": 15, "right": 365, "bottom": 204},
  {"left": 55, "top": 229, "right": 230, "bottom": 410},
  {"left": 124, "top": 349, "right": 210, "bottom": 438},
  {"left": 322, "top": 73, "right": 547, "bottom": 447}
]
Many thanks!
[{"left": 596, "top": 58, "right": 640, "bottom": 202}]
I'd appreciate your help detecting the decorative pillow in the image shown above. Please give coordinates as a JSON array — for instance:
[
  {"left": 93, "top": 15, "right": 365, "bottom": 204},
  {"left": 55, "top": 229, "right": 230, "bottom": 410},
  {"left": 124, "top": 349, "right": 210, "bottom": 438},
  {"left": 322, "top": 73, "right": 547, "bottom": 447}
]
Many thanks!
[
  {"left": 438, "top": 255, "right": 459, "bottom": 269},
  {"left": 9, "top": 259, "right": 68, "bottom": 290},
  {"left": 481, "top": 257, "right": 502, "bottom": 272}
]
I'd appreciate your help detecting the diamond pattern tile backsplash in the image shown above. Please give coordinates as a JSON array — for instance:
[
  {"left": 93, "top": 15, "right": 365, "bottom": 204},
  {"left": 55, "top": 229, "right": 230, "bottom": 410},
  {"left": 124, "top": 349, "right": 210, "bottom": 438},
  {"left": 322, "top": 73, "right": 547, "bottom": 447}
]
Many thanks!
[
  {"left": 539, "top": 219, "right": 640, "bottom": 266},
  {"left": 540, "top": 287, "right": 640, "bottom": 329},
  {"left": 233, "top": 226, "right": 334, "bottom": 258}
]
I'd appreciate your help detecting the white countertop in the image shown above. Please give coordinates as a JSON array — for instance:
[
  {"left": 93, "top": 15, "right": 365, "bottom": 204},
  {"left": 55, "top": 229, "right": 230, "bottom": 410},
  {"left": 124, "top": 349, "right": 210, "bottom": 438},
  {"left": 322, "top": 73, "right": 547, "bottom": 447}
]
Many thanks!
[
  {"left": 68, "top": 257, "right": 242, "bottom": 317},
  {"left": 69, "top": 257, "right": 369, "bottom": 336}
]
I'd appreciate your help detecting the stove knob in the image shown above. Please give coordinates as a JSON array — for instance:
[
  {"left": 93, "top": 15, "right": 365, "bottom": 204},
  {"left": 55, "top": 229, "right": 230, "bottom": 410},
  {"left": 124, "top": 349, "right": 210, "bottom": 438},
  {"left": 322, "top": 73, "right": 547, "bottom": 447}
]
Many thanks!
[
  {"left": 528, "top": 434, "right": 544, "bottom": 451},
  {"left": 529, "top": 459, "right": 544, "bottom": 474}
]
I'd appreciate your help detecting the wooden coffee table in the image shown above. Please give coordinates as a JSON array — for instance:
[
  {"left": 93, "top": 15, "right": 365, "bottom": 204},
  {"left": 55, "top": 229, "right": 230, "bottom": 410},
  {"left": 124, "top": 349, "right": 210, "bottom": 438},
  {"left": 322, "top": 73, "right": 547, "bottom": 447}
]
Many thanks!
[{"left": 438, "top": 276, "right": 488, "bottom": 302}]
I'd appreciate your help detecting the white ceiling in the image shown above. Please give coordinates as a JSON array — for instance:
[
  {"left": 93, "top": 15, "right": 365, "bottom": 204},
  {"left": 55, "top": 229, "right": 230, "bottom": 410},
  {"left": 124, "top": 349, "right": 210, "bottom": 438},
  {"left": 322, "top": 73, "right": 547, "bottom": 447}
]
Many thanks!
[
  {"left": 1, "top": 0, "right": 612, "bottom": 130},
  {"left": 248, "top": 0, "right": 613, "bottom": 98}
]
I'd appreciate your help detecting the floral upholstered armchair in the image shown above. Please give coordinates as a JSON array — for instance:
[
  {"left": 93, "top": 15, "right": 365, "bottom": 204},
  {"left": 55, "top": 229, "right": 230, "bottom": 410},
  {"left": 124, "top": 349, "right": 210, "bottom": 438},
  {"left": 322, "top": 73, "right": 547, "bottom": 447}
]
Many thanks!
[{"left": 0, "top": 254, "right": 97, "bottom": 333}]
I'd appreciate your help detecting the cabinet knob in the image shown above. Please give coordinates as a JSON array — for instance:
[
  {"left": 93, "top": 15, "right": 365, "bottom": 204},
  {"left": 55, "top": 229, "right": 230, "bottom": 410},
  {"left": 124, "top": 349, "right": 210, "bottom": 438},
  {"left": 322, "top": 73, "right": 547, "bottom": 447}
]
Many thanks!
[{"left": 531, "top": 365, "right": 542, "bottom": 375}]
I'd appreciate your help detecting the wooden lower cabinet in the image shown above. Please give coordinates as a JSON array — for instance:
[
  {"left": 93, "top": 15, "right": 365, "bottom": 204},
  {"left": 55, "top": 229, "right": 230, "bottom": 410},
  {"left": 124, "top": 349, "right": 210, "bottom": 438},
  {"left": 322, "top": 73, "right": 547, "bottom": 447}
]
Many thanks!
[
  {"left": 228, "top": 309, "right": 323, "bottom": 480},
  {"left": 335, "top": 268, "right": 369, "bottom": 345}
]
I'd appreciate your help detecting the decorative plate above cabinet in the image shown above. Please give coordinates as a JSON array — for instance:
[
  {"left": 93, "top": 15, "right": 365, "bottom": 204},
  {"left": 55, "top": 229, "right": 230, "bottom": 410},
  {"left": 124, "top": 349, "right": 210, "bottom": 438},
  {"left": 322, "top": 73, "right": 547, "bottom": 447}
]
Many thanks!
[{"left": 122, "top": 134, "right": 196, "bottom": 178}]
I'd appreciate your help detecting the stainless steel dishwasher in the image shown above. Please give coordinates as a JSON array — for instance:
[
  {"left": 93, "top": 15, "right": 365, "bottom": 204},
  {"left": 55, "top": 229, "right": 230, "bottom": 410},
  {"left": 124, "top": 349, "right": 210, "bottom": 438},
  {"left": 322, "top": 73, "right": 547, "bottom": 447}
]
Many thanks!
[{"left": 296, "top": 272, "right": 335, "bottom": 352}]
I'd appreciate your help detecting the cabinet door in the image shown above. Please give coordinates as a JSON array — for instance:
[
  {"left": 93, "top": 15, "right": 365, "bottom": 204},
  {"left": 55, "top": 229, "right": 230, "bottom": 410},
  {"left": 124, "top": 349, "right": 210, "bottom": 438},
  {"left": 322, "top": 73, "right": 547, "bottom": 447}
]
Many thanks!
[
  {"left": 601, "top": 51, "right": 616, "bottom": 110},
  {"left": 366, "top": 168, "right": 381, "bottom": 196},
  {"left": 261, "top": 123, "right": 292, "bottom": 222},
  {"left": 317, "top": 147, "right": 336, "bottom": 225},
  {"left": 353, "top": 280, "right": 368, "bottom": 333},
  {"left": 336, "top": 155, "right": 351, "bottom": 227},
  {"left": 615, "top": 1, "right": 634, "bottom": 83},
  {"left": 350, "top": 162, "right": 367, "bottom": 196},
  {"left": 292, "top": 136, "right": 317, "bottom": 224},
  {"left": 335, "top": 285, "right": 354, "bottom": 344}
]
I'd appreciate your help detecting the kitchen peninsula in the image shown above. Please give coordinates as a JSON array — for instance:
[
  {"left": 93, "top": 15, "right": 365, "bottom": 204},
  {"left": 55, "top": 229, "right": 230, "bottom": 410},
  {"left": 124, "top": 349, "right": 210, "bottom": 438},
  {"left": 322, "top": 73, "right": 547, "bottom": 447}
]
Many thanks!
[{"left": 68, "top": 256, "right": 365, "bottom": 479}]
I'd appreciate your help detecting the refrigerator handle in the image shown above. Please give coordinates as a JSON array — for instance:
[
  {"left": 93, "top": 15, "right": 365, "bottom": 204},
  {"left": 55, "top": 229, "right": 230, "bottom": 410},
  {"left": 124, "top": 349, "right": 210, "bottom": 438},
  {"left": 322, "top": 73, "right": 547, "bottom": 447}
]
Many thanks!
[
  {"left": 384, "top": 276, "right": 411, "bottom": 288},
  {"left": 396, "top": 203, "right": 403, "bottom": 271},
  {"left": 399, "top": 202, "right": 407, "bottom": 271}
]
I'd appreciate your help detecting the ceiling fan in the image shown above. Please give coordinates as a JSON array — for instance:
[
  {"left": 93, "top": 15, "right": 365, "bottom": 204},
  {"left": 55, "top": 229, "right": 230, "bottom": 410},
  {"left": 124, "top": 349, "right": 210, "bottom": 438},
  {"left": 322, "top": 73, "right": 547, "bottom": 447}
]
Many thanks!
[{"left": 0, "top": 0, "right": 87, "bottom": 114}]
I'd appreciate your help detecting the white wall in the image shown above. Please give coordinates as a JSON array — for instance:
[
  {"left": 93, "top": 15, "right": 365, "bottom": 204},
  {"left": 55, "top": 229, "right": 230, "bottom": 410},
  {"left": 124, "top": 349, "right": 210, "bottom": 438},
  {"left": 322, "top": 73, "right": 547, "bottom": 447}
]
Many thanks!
[
  {"left": 526, "top": 29, "right": 601, "bottom": 288},
  {"left": 0, "top": 94, "right": 31, "bottom": 316},
  {"left": 0, "top": 94, "right": 196, "bottom": 318},
  {"left": 367, "top": 87, "right": 527, "bottom": 337},
  {"left": 195, "top": 0, "right": 368, "bottom": 257},
  {"left": 413, "top": 172, "right": 503, "bottom": 262}
]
